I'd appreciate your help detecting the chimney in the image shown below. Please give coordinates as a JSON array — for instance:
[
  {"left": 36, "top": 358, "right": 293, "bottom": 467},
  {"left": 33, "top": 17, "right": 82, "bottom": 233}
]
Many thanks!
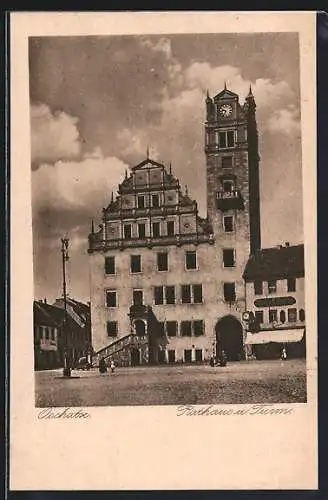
[
  {"left": 44, "top": 298, "right": 47, "bottom": 304},
  {"left": 285, "top": 242, "right": 290, "bottom": 247}
]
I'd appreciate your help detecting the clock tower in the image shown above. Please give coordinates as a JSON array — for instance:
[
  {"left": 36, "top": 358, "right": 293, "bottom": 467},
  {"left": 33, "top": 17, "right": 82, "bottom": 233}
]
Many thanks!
[{"left": 204, "top": 84, "right": 261, "bottom": 315}]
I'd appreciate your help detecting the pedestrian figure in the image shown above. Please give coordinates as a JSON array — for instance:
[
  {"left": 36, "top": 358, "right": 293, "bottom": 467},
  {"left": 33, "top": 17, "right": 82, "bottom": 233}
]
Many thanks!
[
  {"left": 219, "top": 350, "right": 228, "bottom": 367},
  {"left": 110, "top": 360, "right": 116, "bottom": 373},
  {"left": 99, "top": 357, "right": 107, "bottom": 374},
  {"left": 210, "top": 356, "right": 215, "bottom": 367},
  {"left": 281, "top": 347, "right": 287, "bottom": 361}
]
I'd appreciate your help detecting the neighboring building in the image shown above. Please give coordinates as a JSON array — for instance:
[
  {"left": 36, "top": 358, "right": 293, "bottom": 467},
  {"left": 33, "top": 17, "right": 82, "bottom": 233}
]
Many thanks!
[
  {"left": 88, "top": 84, "right": 263, "bottom": 365},
  {"left": 33, "top": 298, "right": 92, "bottom": 370},
  {"left": 243, "top": 243, "right": 306, "bottom": 359}
]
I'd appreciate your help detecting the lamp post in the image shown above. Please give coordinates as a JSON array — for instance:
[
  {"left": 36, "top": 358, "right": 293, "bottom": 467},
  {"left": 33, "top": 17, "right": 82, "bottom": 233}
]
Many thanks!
[{"left": 61, "top": 237, "right": 71, "bottom": 377}]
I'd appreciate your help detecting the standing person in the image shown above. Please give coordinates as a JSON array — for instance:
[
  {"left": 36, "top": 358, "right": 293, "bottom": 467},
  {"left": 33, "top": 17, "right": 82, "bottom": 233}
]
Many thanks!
[
  {"left": 99, "top": 357, "right": 107, "bottom": 374},
  {"left": 281, "top": 346, "right": 287, "bottom": 361},
  {"left": 110, "top": 360, "right": 116, "bottom": 374},
  {"left": 219, "top": 350, "right": 228, "bottom": 367}
]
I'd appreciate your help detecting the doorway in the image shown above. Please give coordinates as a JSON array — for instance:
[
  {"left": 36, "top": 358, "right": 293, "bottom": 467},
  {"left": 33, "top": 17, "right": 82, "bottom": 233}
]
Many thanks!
[
  {"left": 216, "top": 315, "right": 244, "bottom": 361},
  {"left": 134, "top": 319, "right": 146, "bottom": 337}
]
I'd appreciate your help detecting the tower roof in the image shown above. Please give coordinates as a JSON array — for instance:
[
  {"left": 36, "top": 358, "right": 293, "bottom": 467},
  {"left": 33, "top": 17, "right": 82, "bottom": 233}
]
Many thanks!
[{"left": 213, "top": 87, "right": 238, "bottom": 101}]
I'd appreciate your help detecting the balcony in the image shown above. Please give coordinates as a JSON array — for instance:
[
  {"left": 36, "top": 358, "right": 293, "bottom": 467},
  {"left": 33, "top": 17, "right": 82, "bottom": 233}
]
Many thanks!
[{"left": 216, "top": 190, "right": 244, "bottom": 211}]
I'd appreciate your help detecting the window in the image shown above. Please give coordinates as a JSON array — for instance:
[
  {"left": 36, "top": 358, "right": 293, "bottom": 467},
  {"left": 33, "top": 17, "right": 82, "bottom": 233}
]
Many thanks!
[
  {"left": 268, "top": 280, "right": 277, "bottom": 294},
  {"left": 269, "top": 309, "right": 278, "bottom": 323},
  {"left": 133, "top": 290, "right": 143, "bottom": 306},
  {"left": 254, "top": 281, "right": 263, "bottom": 295},
  {"left": 254, "top": 311, "right": 264, "bottom": 324},
  {"left": 195, "top": 349, "right": 203, "bottom": 362},
  {"left": 223, "top": 248, "right": 235, "bottom": 267},
  {"left": 194, "top": 320, "right": 204, "bottom": 336},
  {"left": 184, "top": 349, "right": 192, "bottom": 362},
  {"left": 288, "top": 308, "right": 297, "bottom": 323},
  {"left": 152, "top": 222, "right": 160, "bottom": 237},
  {"left": 181, "top": 285, "right": 191, "bottom": 304},
  {"left": 222, "top": 156, "right": 233, "bottom": 169},
  {"left": 138, "top": 223, "right": 146, "bottom": 239},
  {"left": 223, "top": 180, "right": 233, "bottom": 193},
  {"left": 157, "top": 252, "right": 168, "bottom": 271},
  {"left": 106, "top": 290, "right": 117, "bottom": 308},
  {"left": 107, "top": 321, "right": 118, "bottom": 337},
  {"left": 224, "top": 282, "right": 236, "bottom": 302},
  {"left": 45, "top": 327, "right": 50, "bottom": 340},
  {"left": 165, "top": 286, "right": 175, "bottom": 305},
  {"left": 51, "top": 328, "right": 55, "bottom": 341},
  {"left": 185, "top": 250, "right": 197, "bottom": 270},
  {"left": 167, "top": 221, "right": 175, "bottom": 236},
  {"left": 166, "top": 321, "right": 178, "bottom": 337},
  {"left": 154, "top": 286, "right": 164, "bottom": 305},
  {"left": 131, "top": 255, "right": 141, "bottom": 273},
  {"left": 219, "top": 130, "right": 235, "bottom": 149},
  {"left": 223, "top": 215, "right": 234, "bottom": 232},
  {"left": 280, "top": 310, "right": 286, "bottom": 323},
  {"left": 152, "top": 194, "right": 160, "bottom": 207},
  {"left": 137, "top": 195, "right": 145, "bottom": 208},
  {"left": 168, "top": 350, "right": 176, "bottom": 363},
  {"left": 299, "top": 309, "right": 305, "bottom": 321},
  {"left": 181, "top": 284, "right": 203, "bottom": 304},
  {"left": 105, "top": 256, "right": 115, "bottom": 274},
  {"left": 287, "top": 278, "right": 296, "bottom": 292},
  {"left": 181, "top": 321, "right": 192, "bottom": 336},
  {"left": 124, "top": 224, "right": 132, "bottom": 239},
  {"left": 193, "top": 284, "right": 203, "bottom": 303}
]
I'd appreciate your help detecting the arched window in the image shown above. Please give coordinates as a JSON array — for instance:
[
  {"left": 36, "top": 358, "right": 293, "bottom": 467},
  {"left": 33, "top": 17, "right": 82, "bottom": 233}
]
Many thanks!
[
  {"left": 299, "top": 309, "right": 305, "bottom": 322},
  {"left": 280, "top": 310, "right": 286, "bottom": 323}
]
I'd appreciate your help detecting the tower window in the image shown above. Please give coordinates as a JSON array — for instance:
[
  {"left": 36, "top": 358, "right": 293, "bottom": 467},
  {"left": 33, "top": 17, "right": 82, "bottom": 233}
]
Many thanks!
[
  {"left": 107, "top": 321, "right": 118, "bottom": 337},
  {"left": 223, "top": 215, "right": 234, "bottom": 232},
  {"left": 137, "top": 195, "right": 145, "bottom": 208},
  {"left": 287, "top": 278, "right": 296, "bottom": 292},
  {"left": 254, "top": 281, "right": 263, "bottom": 295},
  {"left": 288, "top": 308, "right": 297, "bottom": 323},
  {"left": 138, "top": 223, "right": 146, "bottom": 239},
  {"left": 157, "top": 252, "right": 168, "bottom": 271},
  {"left": 223, "top": 282, "right": 236, "bottom": 302},
  {"left": 185, "top": 250, "right": 197, "bottom": 270},
  {"left": 152, "top": 194, "right": 160, "bottom": 207},
  {"left": 167, "top": 221, "right": 175, "bottom": 236},
  {"left": 123, "top": 224, "right": 132, "bottom": 239},
  {"left": 222, "top": 156, "right": 233, "bottom": 169},
  {"left": 106, "top": 290, "right": 117, "bottom": 308},
  {"left": 223, "top": 249, "right": 235, "bottom": 267},
  {"left": 267, "top": 280, "right": 277, "bottom": 294},
  {"left": 152, "top": 222, "right": 160, "bottom": 237},
  {"left": 131, "top": 255, "right": 141, "bottom": 273},
  {"left": 133, "top": 289, "right": 143, "bottom": 306},
  {"left": 105, "top": 256, "right": 115, "bottom": 274},
  {"left": 269, "top": 309, "right": 278, "bottom": 323},
  {"left": 219, "top": 131, "right": 235, "bottom": 149}
]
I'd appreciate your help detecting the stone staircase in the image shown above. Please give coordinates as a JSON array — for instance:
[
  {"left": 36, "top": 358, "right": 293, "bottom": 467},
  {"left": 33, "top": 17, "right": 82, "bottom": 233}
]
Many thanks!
[{"left": 91, "top": 333, "right": 148, "bottom": 367}]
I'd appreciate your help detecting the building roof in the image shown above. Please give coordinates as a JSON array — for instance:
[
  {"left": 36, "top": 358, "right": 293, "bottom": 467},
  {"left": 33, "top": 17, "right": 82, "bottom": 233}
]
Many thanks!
[
  {"left": 243, "top": 244, "right": 304, "bottom": 282},
  {"left": 33, "top": 301, "right": 59, "bottom": 328}
]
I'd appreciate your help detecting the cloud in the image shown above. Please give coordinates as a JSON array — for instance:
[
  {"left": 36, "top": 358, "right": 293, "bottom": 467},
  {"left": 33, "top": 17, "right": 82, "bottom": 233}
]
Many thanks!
[
  {"left": 266, "top": 105, "right": 301, "bottom": 134},
  {"left": 31, "top": 103, "right": 81, "bottom": 166},
  {"left": 32, "top": 147, "right": 128, "bottom": 215},
  {"left": 140, "top": 37, "right": 173, "bottom": 59}
]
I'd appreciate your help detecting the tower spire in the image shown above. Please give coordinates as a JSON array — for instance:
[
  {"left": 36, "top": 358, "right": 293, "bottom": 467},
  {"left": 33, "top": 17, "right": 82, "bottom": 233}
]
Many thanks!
[
  {"left": 91, "top": 219, "right": 94, "bottom": 234},
  {"left": 169, "top": 161, "right": 172, "bottom": 175},
  {"left": 248, "top": 84, "right": 253, "bottom": 97},
  {"left": 111, "top": 191, "right": 114, "bottom": 203},
  {"left": 224, "top": 80, "right": 227, "bottom": 90},
  {"left": 206, "top": 89, "right": 210, "bottom": 99},
  {"left": 146, "top": 145, "right": 149, "bottom": 159},
  {"left": 125, "top": 168, "right": 128, "bottom": 179}
]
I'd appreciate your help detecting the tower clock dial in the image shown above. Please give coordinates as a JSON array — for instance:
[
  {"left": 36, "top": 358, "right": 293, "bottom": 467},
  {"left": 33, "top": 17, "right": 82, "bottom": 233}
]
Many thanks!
[{"left": 219, "top": 104, "right": 233, "bottom": 118}]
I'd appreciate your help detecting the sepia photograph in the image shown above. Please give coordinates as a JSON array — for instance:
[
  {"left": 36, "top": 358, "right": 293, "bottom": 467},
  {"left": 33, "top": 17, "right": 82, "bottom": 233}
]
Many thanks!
[{"left": 30, "top": 31, "right": 307, "bottom": 407}]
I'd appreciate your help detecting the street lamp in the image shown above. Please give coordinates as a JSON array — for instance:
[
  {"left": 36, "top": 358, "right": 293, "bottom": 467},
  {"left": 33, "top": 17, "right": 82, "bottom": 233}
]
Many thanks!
[{"left": 61, "top": 237, "right": 71, "bottom": 377}]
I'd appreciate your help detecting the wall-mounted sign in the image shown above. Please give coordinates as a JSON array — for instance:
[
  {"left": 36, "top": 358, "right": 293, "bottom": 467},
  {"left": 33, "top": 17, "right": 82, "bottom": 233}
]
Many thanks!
[{"left": 254, "top": 296, "right": 296, "bottom": 308}]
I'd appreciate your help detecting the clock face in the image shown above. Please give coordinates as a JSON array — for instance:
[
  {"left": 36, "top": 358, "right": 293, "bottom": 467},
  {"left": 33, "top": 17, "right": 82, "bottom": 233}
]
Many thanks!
[{"left": 219, "top": 104, "right": 233, "bottom": 118}]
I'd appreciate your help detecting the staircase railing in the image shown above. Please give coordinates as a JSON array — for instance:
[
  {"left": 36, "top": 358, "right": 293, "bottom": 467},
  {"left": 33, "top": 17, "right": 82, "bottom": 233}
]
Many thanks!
[{"left": 91, "top": 334, "right": 148, "bottom": 367}]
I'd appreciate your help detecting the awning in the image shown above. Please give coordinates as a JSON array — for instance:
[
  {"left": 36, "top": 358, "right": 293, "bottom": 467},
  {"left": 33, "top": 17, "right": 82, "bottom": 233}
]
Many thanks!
[{"left": 245, "top": 328, "right": 305, "bottom": 345}]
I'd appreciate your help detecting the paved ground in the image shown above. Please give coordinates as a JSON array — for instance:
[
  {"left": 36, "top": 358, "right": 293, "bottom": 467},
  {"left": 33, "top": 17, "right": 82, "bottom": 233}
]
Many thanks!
[{"left": 35, "top": 359, "right": 306, "bottom": 407}]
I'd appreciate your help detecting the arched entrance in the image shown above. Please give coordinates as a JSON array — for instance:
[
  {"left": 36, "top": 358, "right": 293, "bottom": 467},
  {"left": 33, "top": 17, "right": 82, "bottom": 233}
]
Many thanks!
[
  {"left": 216, "top": 316, "right": 244, "bottom": 361},
  {"left": 134, "top": 319, "right": 146, "bottom": 337}
]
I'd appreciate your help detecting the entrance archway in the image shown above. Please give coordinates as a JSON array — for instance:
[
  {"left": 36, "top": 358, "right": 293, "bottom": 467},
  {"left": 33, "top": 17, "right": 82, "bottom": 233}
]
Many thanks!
[
  {"left": 134, "top": 319, "right": 146, "bottom": 337},
  {"left": 215, "top": 316, "right": 244, "bottom": 361}
]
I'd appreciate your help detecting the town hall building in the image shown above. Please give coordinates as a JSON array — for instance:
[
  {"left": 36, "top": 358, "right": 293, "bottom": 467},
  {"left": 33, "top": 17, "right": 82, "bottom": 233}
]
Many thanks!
[{"left": 88, "top": 85, "right": 304, "bottom": 366}]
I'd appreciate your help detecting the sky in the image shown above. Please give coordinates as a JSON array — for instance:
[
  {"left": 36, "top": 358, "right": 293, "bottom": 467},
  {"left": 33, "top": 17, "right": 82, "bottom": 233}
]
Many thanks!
[{"left": 29, "top": 32, "right": 303, "bottom": 304}]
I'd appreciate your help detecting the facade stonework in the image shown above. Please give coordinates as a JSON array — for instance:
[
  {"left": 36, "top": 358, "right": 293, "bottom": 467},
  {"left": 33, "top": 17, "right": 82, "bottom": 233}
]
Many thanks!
[{"left": 88, "top": 86, "right": 264, "bottom": 364}]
